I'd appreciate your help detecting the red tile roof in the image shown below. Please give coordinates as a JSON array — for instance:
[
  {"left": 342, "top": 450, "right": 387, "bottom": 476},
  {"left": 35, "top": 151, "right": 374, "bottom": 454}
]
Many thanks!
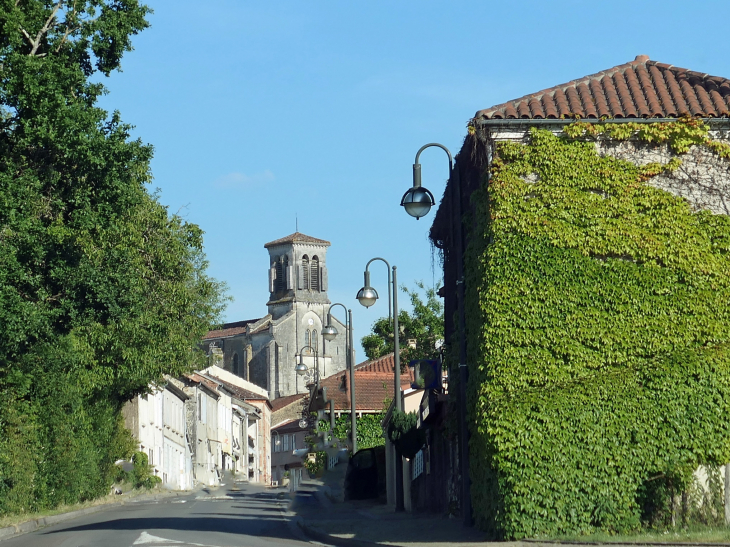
[
  {"left": 354, "top": 353, "right": 398, "bottom": 374},
  {"left": 264, "top": 232, "right": 331, "bottom": 248},
  {"left": 271, "top": 393, "right": 307, "bottom": 412},
  {"left": 476, "top": 55, "right": 730, "bottom": 121},
  {"left": 202, "top": 373, "right": 269, "bottom": 401},
  {"left": 186, "top": 373, "right": 221, "bottom": 395},
  {"left": 319, "top": 353, "right": 415, "bottom": 412},
  {"left": 203, "top": 319, "right": 261, "bottom": 340}
]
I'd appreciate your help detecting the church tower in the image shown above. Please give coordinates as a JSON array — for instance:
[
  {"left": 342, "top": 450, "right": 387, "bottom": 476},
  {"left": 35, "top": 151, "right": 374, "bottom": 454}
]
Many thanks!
[
  {"left": 201, "top": 232, "right": 347, "bottom": 402},
  {"left": 264, "top": 232, "right": 331, "bottom": 320}
]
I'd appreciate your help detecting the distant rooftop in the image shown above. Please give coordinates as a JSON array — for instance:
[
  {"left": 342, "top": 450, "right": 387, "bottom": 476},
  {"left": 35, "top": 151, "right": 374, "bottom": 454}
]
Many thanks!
[{"left": 264, "top": 232, "right": 331, "bottom": 248}]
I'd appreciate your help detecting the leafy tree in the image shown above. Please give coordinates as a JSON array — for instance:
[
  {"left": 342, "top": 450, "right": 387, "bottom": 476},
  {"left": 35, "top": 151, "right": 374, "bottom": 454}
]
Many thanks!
[
  {"left": 0, "top": 1, "right": 227, "bottom": 515},
  {"left": 361, "top": 281, "right": 444, "bottom": 364}
]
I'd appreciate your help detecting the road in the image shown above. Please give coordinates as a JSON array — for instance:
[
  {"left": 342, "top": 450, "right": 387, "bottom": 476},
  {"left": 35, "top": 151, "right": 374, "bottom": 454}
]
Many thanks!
[{"left": 1, "top": 482, "right": 314, "bottom": 547}]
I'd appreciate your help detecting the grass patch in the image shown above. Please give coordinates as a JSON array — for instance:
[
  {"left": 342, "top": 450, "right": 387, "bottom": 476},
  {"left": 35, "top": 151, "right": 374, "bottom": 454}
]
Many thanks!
[
  {"left": 0, "top": 484, "right": 165, "bottom": 529},
  {"left": 551, "top": 525, "right": 730, "bottom": 544}
]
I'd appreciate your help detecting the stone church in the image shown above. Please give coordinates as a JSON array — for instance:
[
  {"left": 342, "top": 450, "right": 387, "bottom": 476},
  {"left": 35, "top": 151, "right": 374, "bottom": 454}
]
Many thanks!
[{"left": 203, "top": 232, "right": 348, "bottom": 400}]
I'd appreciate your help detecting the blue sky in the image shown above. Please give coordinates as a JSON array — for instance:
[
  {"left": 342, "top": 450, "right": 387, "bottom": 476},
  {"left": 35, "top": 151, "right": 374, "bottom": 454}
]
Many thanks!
[{"left": 96, "top": 0, "right": 730, "bottom": 359}]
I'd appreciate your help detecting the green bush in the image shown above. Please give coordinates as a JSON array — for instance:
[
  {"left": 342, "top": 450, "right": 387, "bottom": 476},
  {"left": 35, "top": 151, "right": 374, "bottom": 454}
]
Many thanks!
[
  {"left": 332, "top": 413, "right": 385, "bottom": 450},
  {"left": 130, "top": 452, "right": 161, "bottom": 490},
  {"left": 387, "top": 410, "right": 426, "bottom": 460},
  {"left": 304, "top": 452, "right": 327, "bottom": 477},
  {"left": 466, "top": 122, "right": 730, "bottom": 538}
]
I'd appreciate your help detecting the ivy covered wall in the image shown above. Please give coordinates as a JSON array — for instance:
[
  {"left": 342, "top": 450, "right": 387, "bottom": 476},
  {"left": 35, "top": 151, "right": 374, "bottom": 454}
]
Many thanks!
[{"left": 466, "top": 120, "right": 730, "bottom": 538}]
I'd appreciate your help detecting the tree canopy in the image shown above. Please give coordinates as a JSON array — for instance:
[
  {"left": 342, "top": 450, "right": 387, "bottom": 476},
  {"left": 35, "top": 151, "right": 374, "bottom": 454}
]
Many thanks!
[
  {"left": 0, "top": 0, "right": 227, "bottom": 514},
  {"left": 361, "top": 281, "right": 444, "bottom": 365}
]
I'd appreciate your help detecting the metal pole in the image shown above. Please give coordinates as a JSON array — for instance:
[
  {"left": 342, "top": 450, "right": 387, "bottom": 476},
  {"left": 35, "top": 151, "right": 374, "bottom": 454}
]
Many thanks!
[
  {"left": 348, "top": 309, "right": 357, "bottom": 454},
  {"left": 393, "top": 265, "right": 404, "bottom": 512},
  {"left": 393, "top": 266, "right": 401, "bottom": 412}
]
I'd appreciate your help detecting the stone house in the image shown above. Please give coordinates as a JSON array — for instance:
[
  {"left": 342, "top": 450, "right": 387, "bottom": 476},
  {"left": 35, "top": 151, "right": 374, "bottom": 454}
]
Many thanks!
[
  {"left": 202, "top": 232, "right": 348, "bottom": 400},
  {"left": 428, "top": 55, "right": 730, "bottom": 530},
  {"left": 201, "top": 365, "right": 273, "bottom": 485},
  {"left": 122, "top": 379, "right": 192, "bottom": 490},
  {"left": 181, "top": 373, "right": 223, "bottom": 486}
]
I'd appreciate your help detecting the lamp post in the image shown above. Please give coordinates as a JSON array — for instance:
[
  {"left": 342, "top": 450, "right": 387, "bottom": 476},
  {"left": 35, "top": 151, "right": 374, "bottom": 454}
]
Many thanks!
[
  {"left": 356, "top": 257, "right": 404, "bottom": 511},
  {"left": 295, "top": 345, "right": 319, "bottom": 385},
  {"left": 272, "top": 430, "right": 280, "bottom": 452},
  {"left": 323, "top": 303, "right": 357, "bottom": 453},
  {"left": 401, "top": 142, "right": 472, "bottom": 526}
]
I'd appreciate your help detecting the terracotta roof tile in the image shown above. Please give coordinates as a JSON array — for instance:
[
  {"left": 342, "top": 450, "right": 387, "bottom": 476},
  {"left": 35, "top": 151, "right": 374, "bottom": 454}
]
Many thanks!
[
  {"left": 271, "top": 393, "right": 307, "bottom": 412},
  {"left": 476, "top": 56, "right": 730, "bottom": 121},
  {"left": 319, "top": 370, "right": 414, "bottom": 412},
  {"left": 203, "top": 318, "right": 262, "bottom": 340},
  {"left": 263, "top": 232, "right": 331, "bottom": 249},
  {"left": 203, "top": 374, "right": 269, "bottom": 401}
]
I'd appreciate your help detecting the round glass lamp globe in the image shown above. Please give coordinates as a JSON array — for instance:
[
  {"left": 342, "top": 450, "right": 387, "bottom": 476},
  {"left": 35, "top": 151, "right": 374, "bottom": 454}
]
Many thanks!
[
  {"left": 295, "top": 362, "right": 308, "bottom": 376},
  {"left": 401, "top": 187, "right": 434, "bottom": 219},
  {"left": 322, "top": 325, "right": 338, "bottom": 341},
  {"left": 356, "top": 286, "right": 378, "bottom": 308}
]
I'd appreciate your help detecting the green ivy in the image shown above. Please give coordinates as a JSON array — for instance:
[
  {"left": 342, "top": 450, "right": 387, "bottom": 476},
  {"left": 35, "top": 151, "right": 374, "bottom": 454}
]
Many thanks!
[
  {"left": 466, "top": 121, "right": 730, "bottom": 538},
  {"left": 332, "top": 413, "right": 385, "bottom": 451}
]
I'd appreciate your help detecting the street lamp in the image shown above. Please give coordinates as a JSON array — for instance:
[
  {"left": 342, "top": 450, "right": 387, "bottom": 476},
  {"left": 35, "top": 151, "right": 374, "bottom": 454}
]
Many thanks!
[
  {"left": 323, "top": 303, "right": 357, "bottom": 453},
  {"left": 295, "top": 345, "right": 319, "bottom": 385},
  {"left": 401, "top": 142, "right": 472, "bottom": 525},
  {"left": 400, "top": 143, "right": 451, "bottom": 220},
  {"left": 357, "top": 257, "right": 404, "bottom": 511}
]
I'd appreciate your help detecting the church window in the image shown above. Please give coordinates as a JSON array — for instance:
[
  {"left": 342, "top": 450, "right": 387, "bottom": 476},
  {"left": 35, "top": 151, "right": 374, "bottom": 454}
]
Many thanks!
[
  {"left": 302, "top": 255, "right": 310, "bottom": 289},
  {"left": 276, "top": 255, "right": 288, "bottom": 292},
  {"left": 275, "top": 260, "right": 283, "bottom": 291},
  {"left": 233, "top": 353, "right": 240, "bottom": 376},
  {"left": 311, "top": 256, "right": 320, "bottom": 291},
  {"left": 313, "top": 330, "right": 318, "bottom": 352},
  {"left": 305, "top": 329, "right": 311, "bottom": 350}
]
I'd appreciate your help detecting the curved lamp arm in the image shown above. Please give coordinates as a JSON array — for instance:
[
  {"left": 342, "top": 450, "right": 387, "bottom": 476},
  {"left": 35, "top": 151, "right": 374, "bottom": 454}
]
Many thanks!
[
  {"left": 364, "top": 257, "right": 392, "bottom": 320},
  {"left": 413, "top": 143, "right": 453, "bottom": 188},
  {"left": 326, "top": 302, "right": 349, "bottom": 329},
  {"left": 402, "top": 143, "right": 454, "bottom": 220}
]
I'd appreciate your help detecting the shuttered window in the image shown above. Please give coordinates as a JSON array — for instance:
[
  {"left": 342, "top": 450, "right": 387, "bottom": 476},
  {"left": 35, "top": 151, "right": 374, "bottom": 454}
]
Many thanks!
[
  {"left": 302, "top": 256, "right": 309, "bottom": 290},
  {"left": 310, "top": 256, "right": 319, "bottom": 291}
]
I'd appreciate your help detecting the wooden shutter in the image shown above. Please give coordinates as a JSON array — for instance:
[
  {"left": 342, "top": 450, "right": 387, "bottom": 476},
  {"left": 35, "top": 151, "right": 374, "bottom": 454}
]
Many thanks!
[
  {"left": 286, "top": 265, "right": 294, "bottom": 290},
  {"left": 268, "top": 266, "right": 276, "bottom": 293},
  {"left": 311, "top": 257, "right": 319, "bottom": 291},
  {"left": 320, "top": 266, "right": 328, "bottom": 291},
  {"left": 297, "top": 264, "right": 305, "bottom": 289}
]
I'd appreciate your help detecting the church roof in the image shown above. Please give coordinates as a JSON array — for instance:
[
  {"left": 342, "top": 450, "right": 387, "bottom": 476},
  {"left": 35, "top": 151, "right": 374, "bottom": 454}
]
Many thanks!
[
  {"left": 264, "top": 232, "right": 331, "bottom": 248},
  {"left": 203, "top": 318, "right": 261, "bottom": 340},
  {"left": 476, "top": 55, "right": 730, "bottom": 121}
]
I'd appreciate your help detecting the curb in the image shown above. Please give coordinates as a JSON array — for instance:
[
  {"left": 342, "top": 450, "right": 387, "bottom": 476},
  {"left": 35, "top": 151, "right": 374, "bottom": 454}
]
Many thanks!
[
  {"left": 297, "top": 518, "right": 378, "bottom": 547},
  {"left": 0, "top": 490, "right": 185, "bottom": 542}
]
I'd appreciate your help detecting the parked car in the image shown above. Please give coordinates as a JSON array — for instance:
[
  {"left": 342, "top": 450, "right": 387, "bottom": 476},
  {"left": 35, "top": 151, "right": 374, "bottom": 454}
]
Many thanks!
[{"left": 344, "top": 446, "right": 386, "bottom": 501}]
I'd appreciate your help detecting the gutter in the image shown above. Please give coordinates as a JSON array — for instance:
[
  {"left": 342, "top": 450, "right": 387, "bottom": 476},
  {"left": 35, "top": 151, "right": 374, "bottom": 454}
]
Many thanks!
[{"left": 475, "top": 117, "right": 730, "bottom": 127}]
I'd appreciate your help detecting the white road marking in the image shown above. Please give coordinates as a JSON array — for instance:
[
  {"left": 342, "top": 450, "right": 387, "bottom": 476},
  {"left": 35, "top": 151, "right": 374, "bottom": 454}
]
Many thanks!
[{"left": 132, "top": 531, "right": 218, "bottom": 546}]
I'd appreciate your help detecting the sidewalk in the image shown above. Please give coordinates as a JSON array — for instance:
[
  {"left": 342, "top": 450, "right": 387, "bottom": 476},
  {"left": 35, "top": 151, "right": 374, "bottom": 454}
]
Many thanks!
[
  {"left": 287, "top": 463, "right": 730, "bottom": 547},
  {"left": 288, "top": 461, "right": 500, "bottom": 547}
]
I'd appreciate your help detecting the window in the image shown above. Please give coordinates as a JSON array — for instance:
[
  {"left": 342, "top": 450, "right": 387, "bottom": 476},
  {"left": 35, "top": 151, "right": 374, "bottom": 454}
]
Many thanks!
[
  {"left": 275, "top": 255, "right": 288, "bottom": 292},
  {"left": 305, "top": 330, "right": 311, "bottom": 350},
  {"left": 233, "top": 353, "right": 240, "bottom": 376},
  {"left": 283, "top": 434, "right": 290, "bottom": 451},
  {"left": 275, "top": 260, "right": 283, "bottom": 291},
  {"left": 313, "top": 330, "right": 318, "bottom": 352},
  {"left": 310, "top": 256, "right": 319, "bottom": 291}
]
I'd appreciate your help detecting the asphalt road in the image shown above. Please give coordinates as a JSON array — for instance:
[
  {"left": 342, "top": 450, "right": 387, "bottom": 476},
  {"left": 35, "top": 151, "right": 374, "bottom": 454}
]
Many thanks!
[{"left": 1, "top": 483, "right": 313, "bottom": 547}]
